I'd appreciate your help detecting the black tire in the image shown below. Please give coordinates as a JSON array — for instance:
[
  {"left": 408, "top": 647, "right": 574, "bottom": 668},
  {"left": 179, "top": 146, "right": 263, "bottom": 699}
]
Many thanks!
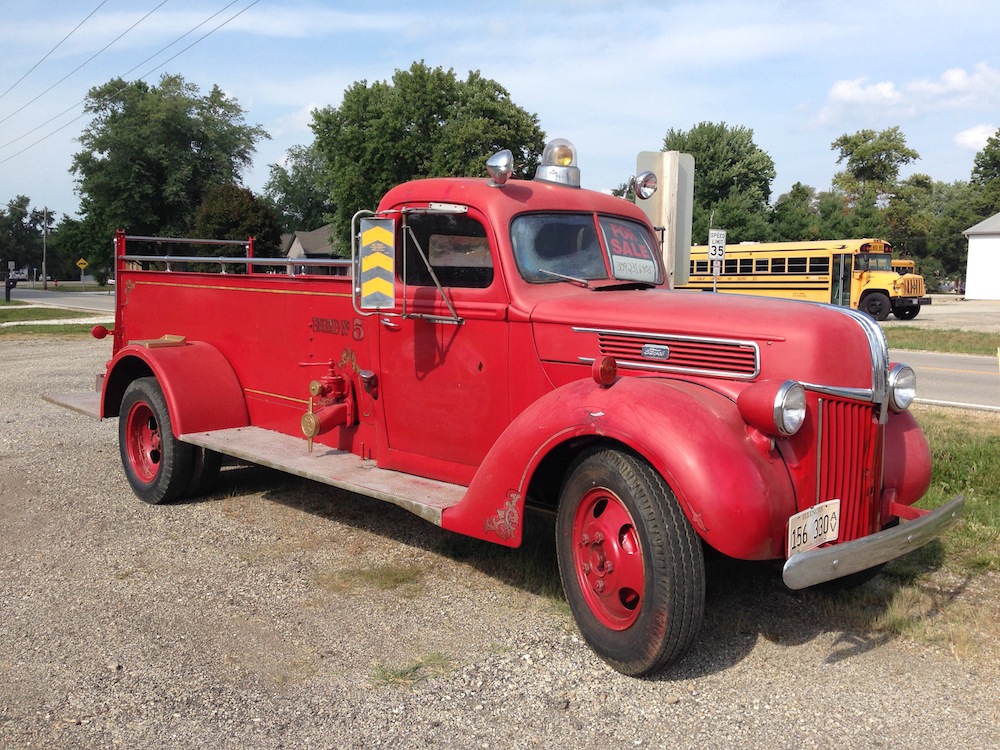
[
  {"left": 892, "top": 305, "right": 919, "bottom": 320},
  {"left": 556, "top": 448, "right": 705, "bottom": 676},
  {"left": 862, "top": 292, "right": 891, "bottom": 321},
  {"left": 184, "top": 448, "right": 223, "bottom": 499},
  {"left": 119, "top": 377, "right": 194, "bottom": 504}
]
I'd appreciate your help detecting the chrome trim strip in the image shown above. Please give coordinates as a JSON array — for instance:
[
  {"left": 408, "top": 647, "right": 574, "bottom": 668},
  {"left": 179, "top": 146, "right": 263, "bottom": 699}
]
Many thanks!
[
  {"left": 782, "top": 495, "right": 964, "bottom": 589},
  {"left": 836, "top": 306, "right": 890, "bottom": 408},
  {"left": 800, "top": 381, "right": 875, "bottom": 402}
]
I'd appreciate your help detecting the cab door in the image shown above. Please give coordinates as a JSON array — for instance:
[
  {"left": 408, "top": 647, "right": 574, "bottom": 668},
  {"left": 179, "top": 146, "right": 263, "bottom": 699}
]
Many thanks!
[{"left": 376, "top": 208, "right": 509, "bottom": 482}]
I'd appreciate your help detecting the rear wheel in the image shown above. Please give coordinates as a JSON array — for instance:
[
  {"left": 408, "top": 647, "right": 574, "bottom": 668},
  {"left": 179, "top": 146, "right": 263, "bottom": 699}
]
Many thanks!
[
  {"left": 862, "top": 292, "right": 891, "bottom": 321},
  {"left": 556, "top": 448, "right": 705, "bottom": 676},
  {"left": 892, "top": 305, "right": 919, "bottom": 320},
  {"left": 119, "top": 377, "right": 193, "bottom": 504}
]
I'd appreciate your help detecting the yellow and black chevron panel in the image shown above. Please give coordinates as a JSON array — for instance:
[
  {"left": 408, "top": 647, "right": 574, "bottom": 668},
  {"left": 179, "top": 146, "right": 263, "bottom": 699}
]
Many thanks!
[{"left": 359, "top": 219, "right": 395, "bottom": 309}]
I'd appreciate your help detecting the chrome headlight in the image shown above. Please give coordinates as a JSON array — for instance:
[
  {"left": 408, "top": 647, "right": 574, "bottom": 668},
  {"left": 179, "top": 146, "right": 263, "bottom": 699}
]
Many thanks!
[
  {"left": 738, "top": 379, "right": 807, "bottom": 437},
  {"left": 775, "top": 381, "right": 807, "bottom": 435},
  {"left": 888, "top": 364, "right": 916, "bottom": 411}
]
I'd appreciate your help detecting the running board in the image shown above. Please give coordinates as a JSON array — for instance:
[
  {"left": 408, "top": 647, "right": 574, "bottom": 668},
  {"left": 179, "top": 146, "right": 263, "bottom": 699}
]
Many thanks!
[
  {"left": 43, "top": 391, "right": 102, "bottom": 419},
  {"left": 180, "top": 426, "right": 466, "bottom": 525}
]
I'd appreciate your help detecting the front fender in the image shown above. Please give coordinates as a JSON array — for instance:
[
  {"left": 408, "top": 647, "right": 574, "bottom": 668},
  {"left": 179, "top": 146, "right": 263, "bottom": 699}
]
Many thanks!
[
  {"left": 102, "top": 340, "right": 249, "bottom": 436},
  {"left": 442, "top": 376, "right": 796, "bottom": 559}
]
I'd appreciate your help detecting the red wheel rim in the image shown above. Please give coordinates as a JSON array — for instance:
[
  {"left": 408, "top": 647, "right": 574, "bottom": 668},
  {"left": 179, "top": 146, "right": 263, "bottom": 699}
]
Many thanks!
[
  {"left": 125, "top": 401, "right": 162, "bottom": 484},
  {"left": 571, "top": 486, "right": 644, "bottom": 630}
]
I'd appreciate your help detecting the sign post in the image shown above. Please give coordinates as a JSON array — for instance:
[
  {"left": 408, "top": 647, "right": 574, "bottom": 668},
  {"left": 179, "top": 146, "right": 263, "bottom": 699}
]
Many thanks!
[
  {"left": 708, "top": 229, "right": 726, "bottom": 293},
  {"left": 77, "top": 258, "right": 89, "bottom": 291}
]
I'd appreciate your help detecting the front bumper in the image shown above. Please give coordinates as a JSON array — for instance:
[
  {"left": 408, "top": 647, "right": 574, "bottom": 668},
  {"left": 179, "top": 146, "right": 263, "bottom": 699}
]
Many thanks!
[{"left": 782, "top": 495, "right": 963, "bottom": 590}]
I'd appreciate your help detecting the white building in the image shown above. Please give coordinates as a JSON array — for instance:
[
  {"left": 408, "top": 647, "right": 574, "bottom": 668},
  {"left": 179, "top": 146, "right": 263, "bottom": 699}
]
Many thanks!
[{"left": 963, "top": 213, "right": 1000, "bottom": 300}]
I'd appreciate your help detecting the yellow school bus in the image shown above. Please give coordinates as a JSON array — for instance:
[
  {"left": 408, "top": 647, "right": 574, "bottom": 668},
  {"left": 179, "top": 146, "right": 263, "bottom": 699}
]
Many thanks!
[{"left": 681, "top": 238, "right": 928, "bottom": 320}]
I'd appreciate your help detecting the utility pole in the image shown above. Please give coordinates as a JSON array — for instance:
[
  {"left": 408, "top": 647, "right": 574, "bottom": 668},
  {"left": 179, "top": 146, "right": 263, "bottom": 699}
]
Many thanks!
[{"left": 42, "top": 206, "right": 48, "bottom": 291}]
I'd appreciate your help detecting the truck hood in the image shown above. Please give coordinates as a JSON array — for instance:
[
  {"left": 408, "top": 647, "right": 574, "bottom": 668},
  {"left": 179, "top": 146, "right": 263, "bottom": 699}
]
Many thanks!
[{"left": 528, "top": 288, "right": 888, "bottom": 396}]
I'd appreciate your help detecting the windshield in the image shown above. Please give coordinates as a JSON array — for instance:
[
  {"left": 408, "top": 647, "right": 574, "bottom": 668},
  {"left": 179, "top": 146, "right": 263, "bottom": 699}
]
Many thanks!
[
  {"left": 855, "top": 253, "right": 892, "bottom": 272},
  {"left": 511, "top": 213, "right": 662, "bottom": 285}
]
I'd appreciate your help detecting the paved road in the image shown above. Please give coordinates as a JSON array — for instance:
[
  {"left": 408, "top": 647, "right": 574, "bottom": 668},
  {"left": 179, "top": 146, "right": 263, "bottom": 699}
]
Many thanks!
[
  {"left": 9, "top": 287, "right": 115, "bottom": 314},
  {"left": 893, "top": 349, "right": 1000, "bottom": 411}
]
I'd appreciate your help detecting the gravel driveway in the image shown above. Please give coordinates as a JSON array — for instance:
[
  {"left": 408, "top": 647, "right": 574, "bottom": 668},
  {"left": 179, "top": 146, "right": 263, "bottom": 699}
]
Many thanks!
[{"left": 2, "top": 336, "right": 997, "bottom": 749}]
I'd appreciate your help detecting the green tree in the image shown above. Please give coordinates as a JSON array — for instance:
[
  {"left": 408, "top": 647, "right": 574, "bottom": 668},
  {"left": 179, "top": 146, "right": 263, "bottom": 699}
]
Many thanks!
[
  {"left": 71, "top": 74, "right": 268, "bottom": 268},
  {"left": 0, "top": 197, "right": 56, "bottom": 278},
  {"left": 771, "top": 183, "right": 821, "bottom": 241},
  {"left": 311, "top": 61, "right": 545, "bottom": 242},
  {"left": 971, "top": 127, "right": 1000, "bottom": 218},
  {"left": 264, "top": 143, "right": 333, "bottom": 233},
  {"left": 193, "top": 183, "right": 283, "bottom": 256},
  {"left": 831, "top": 126, "right": 919, "bottom": 195},
  {"left": 661, "top": 121, "right": 775, "bottom": 243}
]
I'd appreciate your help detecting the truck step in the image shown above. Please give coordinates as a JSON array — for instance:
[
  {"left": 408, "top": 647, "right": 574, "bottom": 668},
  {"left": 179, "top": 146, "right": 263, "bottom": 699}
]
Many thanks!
[
  {"left": 43, "top": 391, "right": 102, "bottom": 419},
  {"left": 180, "top": 426, "right": 467, "bottom": 525}
]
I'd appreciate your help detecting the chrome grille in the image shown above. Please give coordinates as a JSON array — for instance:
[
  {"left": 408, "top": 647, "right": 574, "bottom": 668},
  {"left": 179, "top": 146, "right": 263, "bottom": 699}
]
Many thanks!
[
  {"left": 574, "top": 327, "right": 759, "bottom": 379},
  {"left": 816, "top": 397, "right": 882, "bottom": 542},
  {"left": 900, "top": 276, "right": 925, "bottom": 297}
]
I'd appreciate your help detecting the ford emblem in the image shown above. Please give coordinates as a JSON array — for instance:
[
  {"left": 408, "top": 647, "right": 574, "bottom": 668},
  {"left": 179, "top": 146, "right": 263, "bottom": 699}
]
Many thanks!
[{"left": 641, "top": 344, "right": 670, "bottom": 360}]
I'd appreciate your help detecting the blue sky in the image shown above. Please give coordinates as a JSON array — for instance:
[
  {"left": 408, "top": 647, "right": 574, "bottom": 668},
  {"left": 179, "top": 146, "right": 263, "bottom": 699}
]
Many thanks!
[{"left": 1, "top": 0, "right": 998, "bottom": 223}]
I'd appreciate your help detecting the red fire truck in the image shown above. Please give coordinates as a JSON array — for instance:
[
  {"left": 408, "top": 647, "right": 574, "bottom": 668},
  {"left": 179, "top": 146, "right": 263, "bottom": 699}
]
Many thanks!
[{"left": 48, "top": 139, "right": 962, "bottom": 676}]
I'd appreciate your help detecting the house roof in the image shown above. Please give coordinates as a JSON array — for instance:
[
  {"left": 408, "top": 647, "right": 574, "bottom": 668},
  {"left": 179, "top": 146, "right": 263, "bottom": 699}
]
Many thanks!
[
  {"left": 964, "top": 212, "right": 1000, "bottom": 236},
  {"left": 284, "top": 224, "right": 335, "bottom": 258}
]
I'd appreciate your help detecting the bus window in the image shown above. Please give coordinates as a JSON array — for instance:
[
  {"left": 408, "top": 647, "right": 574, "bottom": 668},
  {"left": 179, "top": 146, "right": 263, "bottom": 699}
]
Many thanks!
[
  {"left": 809, "top": 257, "right": 829, "bottom": 274},
  {"left": 696, "top": 259, "right": 708, "bottom": 273},
  {"left": 739, "top": 258, "right": 753, "bottom": 273},
  {"left": 788, "top": 257, "right": 807, "bottom": 273},
  {"left": 755, "top": 258, "right": 768, "bottom": 272},
  {"left": 724, "top": 259, "right": 737, "bottom": 274},
  {"left": 772, "top": 258, "right": 785, "bottom": 273}
]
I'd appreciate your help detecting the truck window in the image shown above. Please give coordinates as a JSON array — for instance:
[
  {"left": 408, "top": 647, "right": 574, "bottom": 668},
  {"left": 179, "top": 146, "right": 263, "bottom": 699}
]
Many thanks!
[{"left": 402, "top": 213, "right": 494, "bottom": 288}]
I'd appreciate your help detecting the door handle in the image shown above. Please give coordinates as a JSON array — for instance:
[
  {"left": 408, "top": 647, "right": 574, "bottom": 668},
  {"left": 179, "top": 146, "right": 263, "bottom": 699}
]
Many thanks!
[{"left": 380, "top": 317, "right": 401, "bottom": 331}]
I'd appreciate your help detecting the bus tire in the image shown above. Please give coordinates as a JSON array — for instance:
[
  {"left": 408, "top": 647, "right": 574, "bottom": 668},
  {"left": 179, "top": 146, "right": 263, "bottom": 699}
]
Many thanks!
[
  {"left": 119, "top": 377, "right": 194, "bottom": 504},
  {"left": 862, "top": 292, "right": 891, "bottom": 321},
  {"left": 556, "top": 448, "right": 705, "bottom": 676},
  {"left": 892, "top": 305, "right": 919, "bottom": 320}
]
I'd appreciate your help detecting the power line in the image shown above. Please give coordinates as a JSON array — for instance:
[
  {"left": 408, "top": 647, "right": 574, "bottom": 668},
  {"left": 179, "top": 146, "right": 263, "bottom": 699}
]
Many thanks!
[
  {"left": 0, "top": 0, "right": 245, "bottom": 153},
  {"left": 0, "top": 0, "right": 110, "bottom": 102},
  {"left": 0, "top": 0, "right": 172, "bottom": 127},
  {"left": 0, "top": 0, "right": 264, "bottom": 167}
]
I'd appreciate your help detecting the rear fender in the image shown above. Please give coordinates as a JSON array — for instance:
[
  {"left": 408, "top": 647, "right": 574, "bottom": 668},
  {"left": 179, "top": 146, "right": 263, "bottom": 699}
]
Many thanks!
[
  {"left": 443, "top": 376, "right": 796, "bottom": 559},
  {"left": 102, "top": 341, "right": 249, "bottom": 436}
]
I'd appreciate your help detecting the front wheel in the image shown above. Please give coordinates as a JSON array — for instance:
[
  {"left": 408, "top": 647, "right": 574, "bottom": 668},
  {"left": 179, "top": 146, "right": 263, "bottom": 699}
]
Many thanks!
[
  {"left": 862, "top": 292, "right": 891, "bottom": 321},
  {"left": 119, "top": 377, "right": 194, "bottom": 504},
  {"left": 556, "top": 448, "right": 705, "bottom": 676}
]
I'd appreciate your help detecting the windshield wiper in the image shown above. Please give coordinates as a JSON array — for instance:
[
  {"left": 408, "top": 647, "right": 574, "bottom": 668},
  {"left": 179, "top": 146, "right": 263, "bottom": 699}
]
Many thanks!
[
  {"left": 538, "top": 268, "right": 591, "bottom": 288},
  {"left": 594, "top": 280, "right": 657, "bottom": 291}
]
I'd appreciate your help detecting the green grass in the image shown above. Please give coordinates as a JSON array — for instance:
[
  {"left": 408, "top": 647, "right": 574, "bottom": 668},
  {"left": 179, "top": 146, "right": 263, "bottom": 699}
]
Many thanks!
[
  {"left": 883, "top": 326, "right": 999, "bottom": 356},
  {"left": 0, "top": 299, "right": 106, "bottom": 336},
  {"left": 911, "top": 405, "right": 1000, "bottom": 575},
  {"left": 0, "top": 306, "right": 102, "bottom": 324}
]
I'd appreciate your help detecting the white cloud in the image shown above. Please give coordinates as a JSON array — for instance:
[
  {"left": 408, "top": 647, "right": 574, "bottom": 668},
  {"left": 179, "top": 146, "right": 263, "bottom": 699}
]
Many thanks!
[
  {"left": 815, "top": 62, "right": 1000, "bottom": 126},
  {"left": 954, "top": 124, "right": 997, "bottom": 152}
]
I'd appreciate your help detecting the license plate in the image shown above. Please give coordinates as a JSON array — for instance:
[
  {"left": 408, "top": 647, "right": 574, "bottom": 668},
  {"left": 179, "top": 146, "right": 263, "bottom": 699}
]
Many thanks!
[{"left": 787, "top": 499, "right": 841, "bottom": 557}]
